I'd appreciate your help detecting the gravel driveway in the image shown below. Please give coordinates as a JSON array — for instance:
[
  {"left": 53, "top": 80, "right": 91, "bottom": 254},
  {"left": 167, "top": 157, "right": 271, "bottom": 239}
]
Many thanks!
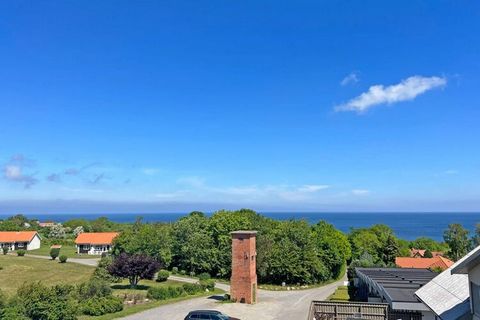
[{"left": 121, "top": 276, "right": 345, "bottom": 320}]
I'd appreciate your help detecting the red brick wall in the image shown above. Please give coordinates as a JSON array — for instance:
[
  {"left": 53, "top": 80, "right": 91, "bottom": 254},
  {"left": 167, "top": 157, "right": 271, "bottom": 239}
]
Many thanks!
[{"left": 230, "top": 232, "right": 257, "bottom": 304}]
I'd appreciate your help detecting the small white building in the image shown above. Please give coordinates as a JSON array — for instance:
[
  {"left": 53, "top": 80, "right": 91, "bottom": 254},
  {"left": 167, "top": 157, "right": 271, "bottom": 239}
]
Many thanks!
[
  {"left": 75, "top": 232, "right": 119, "bottom": 255},
  {"left": 0, "top": 231, "right": 41, "bottom": 251}
]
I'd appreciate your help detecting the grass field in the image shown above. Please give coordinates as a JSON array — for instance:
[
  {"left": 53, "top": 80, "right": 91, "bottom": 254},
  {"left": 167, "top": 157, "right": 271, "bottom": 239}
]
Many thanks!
[
  {"left": 29, "top": 244, "right": 96, "bottom": 259},
  {"left": 0, "top": 254, "right": 95, "bottom": 295},
  {"left": 328, "top": 286, "right": 350, "bottom": 301}
]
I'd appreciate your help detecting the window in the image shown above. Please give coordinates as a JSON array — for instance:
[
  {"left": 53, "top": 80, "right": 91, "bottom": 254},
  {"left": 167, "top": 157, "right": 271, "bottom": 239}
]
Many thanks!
[
  {"left": 17, "top": 243, "right": 25, "bottom": 247},
  {"left": 471, "top": 281, "right": 480, "bottom": 316}
]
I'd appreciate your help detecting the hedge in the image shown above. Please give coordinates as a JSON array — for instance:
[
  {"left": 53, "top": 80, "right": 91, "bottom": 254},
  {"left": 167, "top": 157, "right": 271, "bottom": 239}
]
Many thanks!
[
  {"left": 81, "top": 296, "right": 123, "bottom": 316},
  {"left": 147, "top": 283, "right": 204, "bottom": 300}
]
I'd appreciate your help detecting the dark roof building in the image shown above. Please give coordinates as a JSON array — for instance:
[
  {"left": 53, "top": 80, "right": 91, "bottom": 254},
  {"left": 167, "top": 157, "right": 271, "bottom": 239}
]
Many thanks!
[{"left": 356, "top": 268, "right": 437, "bottom": 320}]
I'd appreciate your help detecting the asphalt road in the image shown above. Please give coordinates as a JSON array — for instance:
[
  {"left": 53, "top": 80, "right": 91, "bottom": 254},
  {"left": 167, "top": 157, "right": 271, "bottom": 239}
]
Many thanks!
[
  {"left": 24, "top": 253, "right": 100, "bottom": 266},
  {"left": 121, "top": 276, "right": 345, "bottom": 320}
]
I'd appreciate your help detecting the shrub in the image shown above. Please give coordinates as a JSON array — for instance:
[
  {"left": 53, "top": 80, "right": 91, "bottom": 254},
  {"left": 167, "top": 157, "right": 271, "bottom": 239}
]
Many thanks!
[
  {"left": 147, "top": 286, "right": 186, "bottom": 300},
  {"left": 182, "top": 283, "right": 202, "bottom": 295},
  {"left": 180, "top": 270, "right": 186, "bottom": 275},
  {"left": 59, "top": 255, "right": 68, "bottom": 263},
  {"left": 92, "top": 256, "right": 120, "bottom": 283},
  {"left": 2, "top": 247, "right": 8, "bottom": 255},
  {"left": 199, "top": 279, "right": 215, "bottom": 291},
  {"left": 16, "top": 250, "right": 26, "bottom": 256},
  {"left": 50, "top": 248, "right": 60, "bottom": 260},
  {"left": 107, "top": 253, "right": 160, "bottom": 288},
  {"left": 156, "top": 270, "right": 170, "bottom": 282},
  {"left": 189, "top": 271, "right": 195, "bottom": 277},
  {"left": 198, "top": 272, "right": 211, "bottom": 281},
  {"left": 171, "top": 267, "right": 178, "bottom": 274},
  {"left": 16, "top": 282, "right": 78, "bottom": 320},
  {"left": 77, "top": 280, "right": 112, "bottom": 299},
  {"left": 81, "top": 296, "right": 123, "bottom": 316}
]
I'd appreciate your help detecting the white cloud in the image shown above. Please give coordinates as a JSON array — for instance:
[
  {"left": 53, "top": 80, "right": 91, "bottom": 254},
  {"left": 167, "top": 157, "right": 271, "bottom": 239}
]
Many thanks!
[
  {"left": 297, "top": 185, "right": 330, "bottom": 192},
  {"left": 177, "top": 176, "right": 206, "bottom": 188},
  {"left": 335, "top": 75, "right": 447, "bottom": 113},
  {"left": 352, "top": 189, "right": 370, "bottom": 195},
  {"left": 340, "top": 72, "right": 359, "bottom": 86},
  {"left": 2, "top": 155, "right": 38, "bottom": 188}
]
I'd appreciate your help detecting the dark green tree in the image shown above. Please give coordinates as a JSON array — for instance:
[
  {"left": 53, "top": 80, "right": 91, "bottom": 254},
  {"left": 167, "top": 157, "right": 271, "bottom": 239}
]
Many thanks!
[
  {"left": 423, "top": 249, "right": 433, "bottom": 258},
  {"left": 444, "top": 223, "right": 471, "bottom": 261}
]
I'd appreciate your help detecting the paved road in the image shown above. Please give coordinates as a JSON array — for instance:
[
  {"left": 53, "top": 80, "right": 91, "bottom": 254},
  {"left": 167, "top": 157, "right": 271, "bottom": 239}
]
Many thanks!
[
  {"left": 122, "top": 276, "right": 345, "bottom": 320},
  {"left": 24, "top": 253, "right": 100, "bottom": 267}
]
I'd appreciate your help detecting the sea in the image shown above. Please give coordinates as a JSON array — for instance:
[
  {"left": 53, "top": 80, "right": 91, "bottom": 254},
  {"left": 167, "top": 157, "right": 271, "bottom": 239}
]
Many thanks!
[{"left": 1, "top": 212, "right": 478, "bottom": 241}]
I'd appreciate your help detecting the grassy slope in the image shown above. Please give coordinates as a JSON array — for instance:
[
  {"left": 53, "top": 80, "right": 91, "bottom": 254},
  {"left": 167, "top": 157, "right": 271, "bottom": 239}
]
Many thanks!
[
  {"left": 29, "top": 244, "right": 96, "bottom": 259},
  {"left": 0, "top": 254, "right": 95, "bottom": 295},
  {"left": 328, "top": 286, "right": 350, "bottom": 301}
]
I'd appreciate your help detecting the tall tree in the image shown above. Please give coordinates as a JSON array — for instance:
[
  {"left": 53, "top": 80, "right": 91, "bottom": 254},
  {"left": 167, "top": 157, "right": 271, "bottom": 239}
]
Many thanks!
[
  {"left": 113, "top": 223, "right": 172, "bottom": 268},
  {"left": 381, "top": 235, "right": 400, "bottom": 265},
  {"left": 107, "top": 253, "right": 160, "bottom": 287},
  {"left": 444, "top": 223, "right": 470, "bottom": 261}
]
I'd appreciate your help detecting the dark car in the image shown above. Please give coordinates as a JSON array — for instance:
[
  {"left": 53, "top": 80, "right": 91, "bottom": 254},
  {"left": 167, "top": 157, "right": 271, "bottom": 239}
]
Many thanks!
[{"left": 184, "top": 310, "right": 240, "bottom": 320}]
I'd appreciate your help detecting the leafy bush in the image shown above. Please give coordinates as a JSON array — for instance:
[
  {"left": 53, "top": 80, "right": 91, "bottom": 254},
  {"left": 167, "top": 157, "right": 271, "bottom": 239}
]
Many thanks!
[
  {"left": 81, "top": 296, "right": 123, "bottom": 316},
  {"left": 199, "top": 279, "right": 215, "bottom": 291},
  {"left": 77, "top": 280, "right": 112, "bottom": 300},
  {"left": 180, "top": 270, "right": 186, "bottom": 275},
  {"left": 59, "top": 255, "right": 68, "bottom": 263},
  {"left": 171, "top": 267, "right": 178, "bottom": 274},
  {"left": 0, "top": 305, "right": 29, "bottom": 320},
  {"left": 147, "top": 285, "right": 188, "bottom": 300},
  {"left": 182, "top": 283, "right": 202, "bottom": 295},
  {"left": 92, "top": 256, "right": 120, "bottom": 283},
  {"left": 156, "top": 270, "right": 170, "bottom": 282},
  {"left": 50, "top": 248, "right": 60, "bottom": 260},
  {"left": 189, "top": 271, "right": 195, "bottom": 277},
  {"left": 16, "top": 250, "right": 26, "bottom": 256},
  {"left": 2, "top": 247, "right": 8, "bottom": 255},
  {"left": 16, "top": 282, "right": 78, "bottom": 320},
  {"left": 198, "top": 272, "right": 211, "bottom": 281}
]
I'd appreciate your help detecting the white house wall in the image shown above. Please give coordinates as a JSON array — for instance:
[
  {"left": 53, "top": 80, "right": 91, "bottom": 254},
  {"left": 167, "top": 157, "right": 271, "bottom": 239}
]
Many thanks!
[{"left": 27, "top": 235, "right": 41, "bottom": 250}]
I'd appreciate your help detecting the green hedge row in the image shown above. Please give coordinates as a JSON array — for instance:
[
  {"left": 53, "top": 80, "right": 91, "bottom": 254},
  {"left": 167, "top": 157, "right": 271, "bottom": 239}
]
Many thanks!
[
  {"left": 147, "top": 283, "right": 207, "bottom": 300},
  {"left": 81, "top": 296, "right": 124, "bottom": 316}
]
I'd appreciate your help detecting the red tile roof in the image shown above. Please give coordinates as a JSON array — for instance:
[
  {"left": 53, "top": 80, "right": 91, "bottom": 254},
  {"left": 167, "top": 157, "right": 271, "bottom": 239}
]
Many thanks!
[
  {"left": 0, "top": 231, "right": 39, "bottom": 243},
  {"left": 395, "top": 256, "right": 454, "bottom": 270},
  {"left": 75, "top": 232, "right": 119, "bottom": 245}
]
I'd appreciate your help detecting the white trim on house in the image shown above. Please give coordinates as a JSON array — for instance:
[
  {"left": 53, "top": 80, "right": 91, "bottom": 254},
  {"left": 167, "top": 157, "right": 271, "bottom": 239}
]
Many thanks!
[{"left": 76, "top": 243, "right": 112, "bottom": 255}]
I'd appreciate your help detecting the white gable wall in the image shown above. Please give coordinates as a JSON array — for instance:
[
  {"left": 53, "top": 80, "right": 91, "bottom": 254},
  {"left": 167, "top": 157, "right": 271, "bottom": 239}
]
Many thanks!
[{"left": 26, "top": 234, "right": 41, "bottom": 250}]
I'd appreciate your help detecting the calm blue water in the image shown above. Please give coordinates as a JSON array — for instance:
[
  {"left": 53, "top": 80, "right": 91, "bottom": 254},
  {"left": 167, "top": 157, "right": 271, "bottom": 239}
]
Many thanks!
[{"left": 1, "top": 212, "right": 478, "bottom": 241}]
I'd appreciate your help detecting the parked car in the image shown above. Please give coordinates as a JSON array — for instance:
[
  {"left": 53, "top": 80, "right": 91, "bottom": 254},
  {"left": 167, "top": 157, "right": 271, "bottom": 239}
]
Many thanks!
[{"left": 184, "top": 310, "right": 240, "bottom": 320}]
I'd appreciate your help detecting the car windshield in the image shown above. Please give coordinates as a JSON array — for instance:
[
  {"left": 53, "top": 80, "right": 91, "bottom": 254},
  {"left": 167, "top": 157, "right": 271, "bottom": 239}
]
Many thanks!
[{"left": 217, "top": 315, "right": 230, "bottom": 320}]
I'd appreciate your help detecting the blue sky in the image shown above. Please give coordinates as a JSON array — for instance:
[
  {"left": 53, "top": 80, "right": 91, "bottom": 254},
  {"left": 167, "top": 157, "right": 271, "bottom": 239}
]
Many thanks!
[{"left": 1, "top": 1, "right": 479, "bottom": 213}]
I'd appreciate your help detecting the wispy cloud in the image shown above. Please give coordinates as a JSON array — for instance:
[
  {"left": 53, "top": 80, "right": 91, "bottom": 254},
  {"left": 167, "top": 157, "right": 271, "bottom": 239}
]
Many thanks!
[
  {"left": 444, "top": 169, "right": 458, "bottom": 175},
  {"left": 340, "top": 72, "right": 359, "bottom": 86},
  {"left": 352, "top": 189, "right": 370, "bottom": 195},
  {"left": 64, "top": 163, "right": 98, "bottom": 176},
  {"left": 46, "top": 173, "right": 62, "bottom": 183},
  {"left": 2, "top": 154, "right": 38, "bottom": 188},
  {"left": 335, "top": 75, "right": 447, "bottom": 113},
  {"left": 90, "top": 173, "right": 107, "bottom": 185}
]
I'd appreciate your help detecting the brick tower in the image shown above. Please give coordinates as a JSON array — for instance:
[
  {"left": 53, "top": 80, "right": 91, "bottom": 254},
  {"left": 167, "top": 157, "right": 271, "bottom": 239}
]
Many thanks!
[{"left": 230, "top": 230, "right": 257, "bottom": 304}]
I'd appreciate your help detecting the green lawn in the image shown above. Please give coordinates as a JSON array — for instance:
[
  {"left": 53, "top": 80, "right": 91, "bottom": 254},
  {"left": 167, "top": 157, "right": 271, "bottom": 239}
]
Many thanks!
[
  {"left": 328, "top": 286, "right": 350, "bottom": 301},
  {"left": 29, "top": 244, "right": 97, "bottom": 259},
  {"left": 0, "top": 254, "right": 95, "bottom": 295}
]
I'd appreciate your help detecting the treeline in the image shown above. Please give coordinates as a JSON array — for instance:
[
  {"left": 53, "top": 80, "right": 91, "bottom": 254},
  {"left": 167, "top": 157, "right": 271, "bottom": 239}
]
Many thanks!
[
  {"left": 1, "top": 210, "right": 479, "bottom": 285},
  {"left": 112, "top": 209, "right": 351, "bottom": 285}
]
